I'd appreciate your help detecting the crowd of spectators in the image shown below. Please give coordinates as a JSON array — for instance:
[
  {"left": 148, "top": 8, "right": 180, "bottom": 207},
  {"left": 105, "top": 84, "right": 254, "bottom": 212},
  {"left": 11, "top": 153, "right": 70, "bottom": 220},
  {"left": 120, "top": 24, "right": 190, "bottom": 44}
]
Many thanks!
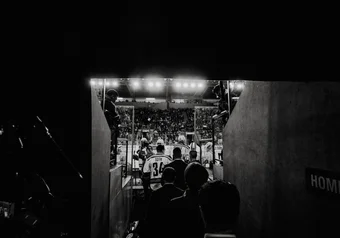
[
  {"left": 134, "top": 108, "right": 189, "bottom": 143},
  {"left": 195, "top": 107, "right": 224, "bottom": 139},
  {"left": 114, "top": 106, "right": 225, "bottom": 144}
]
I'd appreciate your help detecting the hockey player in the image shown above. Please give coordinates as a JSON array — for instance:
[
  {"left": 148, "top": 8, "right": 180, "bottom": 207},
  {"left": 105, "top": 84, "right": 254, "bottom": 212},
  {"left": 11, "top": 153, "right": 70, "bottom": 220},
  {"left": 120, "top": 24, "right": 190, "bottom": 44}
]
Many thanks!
[
  {"left": 142, "top": 139, "right": 172, "bottom": 192},
  {"left": 134, "top": 138, "right": 154, "bottom": 172}
]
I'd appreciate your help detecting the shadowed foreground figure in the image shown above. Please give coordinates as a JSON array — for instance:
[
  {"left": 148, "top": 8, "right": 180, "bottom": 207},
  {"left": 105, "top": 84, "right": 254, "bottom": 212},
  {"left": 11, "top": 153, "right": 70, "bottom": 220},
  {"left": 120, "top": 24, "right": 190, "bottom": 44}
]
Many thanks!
[
  {"left": 102, "top": 89, "right": 121, "bottom": 163},
  {"left": 164, "top": 147, "right": 188, "bottom": 190},
  {"left": 166, "top": 162, "right": 209, "bottom": 238},
  {"left": 144, "top": 167, "right": 184, "bottom": 238},
  {"left": 199, "top": 180, "right": 240, "bottom": 237}
]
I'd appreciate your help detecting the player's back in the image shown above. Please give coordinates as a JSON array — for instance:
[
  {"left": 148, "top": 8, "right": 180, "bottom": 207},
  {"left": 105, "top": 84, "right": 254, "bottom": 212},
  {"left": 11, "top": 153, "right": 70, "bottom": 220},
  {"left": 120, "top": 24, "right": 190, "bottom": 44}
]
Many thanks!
[
  {"left": 144, "top": 154, "right": 172, "bottom": 190},
  {"left": 138, "top": 146, "right": 153, "bottom": 170}
]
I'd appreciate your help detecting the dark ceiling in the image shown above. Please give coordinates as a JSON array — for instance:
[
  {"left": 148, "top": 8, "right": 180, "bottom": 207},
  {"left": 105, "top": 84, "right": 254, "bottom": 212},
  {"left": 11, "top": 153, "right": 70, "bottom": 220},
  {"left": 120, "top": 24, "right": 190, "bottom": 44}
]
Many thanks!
[
  {"left": 62, "top": 3, "right": 258, "bottom": 80},
  {"left": 6, "top": 3, "right": 258, "bottom": 116}
]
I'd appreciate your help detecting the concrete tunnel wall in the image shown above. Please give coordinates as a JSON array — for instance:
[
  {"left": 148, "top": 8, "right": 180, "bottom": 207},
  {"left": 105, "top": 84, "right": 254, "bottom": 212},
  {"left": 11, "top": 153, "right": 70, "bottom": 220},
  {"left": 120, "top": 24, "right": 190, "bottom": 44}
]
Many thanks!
[{"left": 223, "top": 81, "right": 340, "bottom": 238}]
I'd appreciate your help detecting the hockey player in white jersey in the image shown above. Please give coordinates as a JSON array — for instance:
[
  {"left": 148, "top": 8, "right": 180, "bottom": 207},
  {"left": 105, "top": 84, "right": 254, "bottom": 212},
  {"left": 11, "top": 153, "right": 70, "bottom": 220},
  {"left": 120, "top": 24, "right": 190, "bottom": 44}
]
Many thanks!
[
  {"left": 135, "top": 138, "right": 154, "bottom": 171},
  {"left": 142, "top": 139, "right": 172, "bottom": 191}
]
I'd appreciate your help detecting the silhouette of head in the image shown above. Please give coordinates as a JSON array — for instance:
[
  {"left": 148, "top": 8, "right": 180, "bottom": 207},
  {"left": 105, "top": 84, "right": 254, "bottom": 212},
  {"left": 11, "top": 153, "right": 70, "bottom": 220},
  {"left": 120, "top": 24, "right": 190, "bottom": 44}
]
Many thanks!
[
  {"left": 184, "top": 162, "right": 208, "bottom": 192},
  {"left": 189, "top": 150, "right": 197, "bottom": 160},
  {"left": 106, "top": 89, "right": 119, "bottom": 102},
  {"left": 156, "top": 144, "right": 165, "bottom": 153},
  {"left": 173, "top": 147, "right": 182, "bottom": 159},
  {"left": 199, "top": 180, "right": 240, "bottom": 230},
  {"left": 162, "top": 167, "right": 176, "bottom": 184}
]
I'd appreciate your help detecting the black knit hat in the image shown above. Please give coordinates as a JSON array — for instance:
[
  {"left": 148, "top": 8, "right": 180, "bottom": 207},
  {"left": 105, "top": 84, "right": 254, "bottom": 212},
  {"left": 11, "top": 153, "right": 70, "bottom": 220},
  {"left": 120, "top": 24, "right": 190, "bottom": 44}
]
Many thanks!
[{"left": 106, "top": 89, "right": 119, "bottom": 97}]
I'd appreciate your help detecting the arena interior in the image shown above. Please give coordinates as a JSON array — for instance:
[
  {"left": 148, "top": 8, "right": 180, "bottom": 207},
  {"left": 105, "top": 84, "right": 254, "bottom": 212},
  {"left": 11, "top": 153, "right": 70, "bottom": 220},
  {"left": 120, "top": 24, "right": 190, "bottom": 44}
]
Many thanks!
[{"left": 1, "top": 19, "right": 340, "bottom": 238}]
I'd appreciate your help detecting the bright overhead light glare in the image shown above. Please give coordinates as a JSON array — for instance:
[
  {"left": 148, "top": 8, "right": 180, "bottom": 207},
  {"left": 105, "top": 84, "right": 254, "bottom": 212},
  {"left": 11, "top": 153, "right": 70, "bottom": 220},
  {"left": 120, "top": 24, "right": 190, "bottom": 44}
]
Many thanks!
[
  {"left": 198, "top": 83, "right": 203, "bottom": 88},
  {"left": 112, "top": 81, "right": 119, "bottom": 87},
  {"left": 148, "top": 82, "right": 154, "bottom": 87},
  {"left": 117, "top": 97, "right": 123, "bottom": 100},
  {"left": 98, "top": 81, "right": 103, "bottom": 86},
  {"left": 175, "top": 82, "right": 181, "bottom": 87},
  {"left": 146, "top": 98, "right": 155, "bottom": 100},
  {"left": 236, "top": 83, "right": 244, "bottom": 90},
  {"left": 90, "top": 80, "right": 96, "bottom": 86},
  {"left": 190, "top": 83, "right": 196, "bottom": 88},
  {"left": 183, "top": 83, "right": 188, "bottom": 88},
  {"left": 155, "top": 82, "right": 161, "bottom": 87},
  {"left": 132, "top": 81, "right": 140, "bottom": 88}
]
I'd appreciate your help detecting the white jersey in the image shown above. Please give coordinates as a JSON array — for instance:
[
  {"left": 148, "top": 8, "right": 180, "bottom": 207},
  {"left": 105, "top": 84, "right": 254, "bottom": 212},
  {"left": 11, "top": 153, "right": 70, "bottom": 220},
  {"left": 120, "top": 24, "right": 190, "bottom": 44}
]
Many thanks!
[
  {"left": 143, "top": 153, "right": 172, "bottom": 190},
  {"left": 189, "top": 142, "right": 201, "bottom": 154},
  {"left": 205, "top": 151, "right": 213, "bottom": 163}
]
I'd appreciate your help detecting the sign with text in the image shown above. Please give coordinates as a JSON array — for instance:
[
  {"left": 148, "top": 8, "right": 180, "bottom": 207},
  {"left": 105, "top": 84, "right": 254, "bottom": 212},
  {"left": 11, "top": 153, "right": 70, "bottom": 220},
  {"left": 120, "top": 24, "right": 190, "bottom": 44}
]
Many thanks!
[{"left": 306, "top": 167, "right": 340, "bottom": 197}]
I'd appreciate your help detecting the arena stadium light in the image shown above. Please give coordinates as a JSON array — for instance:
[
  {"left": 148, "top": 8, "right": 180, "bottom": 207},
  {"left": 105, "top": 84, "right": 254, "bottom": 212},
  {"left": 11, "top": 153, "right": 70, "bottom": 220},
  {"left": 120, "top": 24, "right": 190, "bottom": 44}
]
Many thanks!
[
  {"left": 132, "top": 81, "right": 140, "bottom": 89},
  {"left": 98, "top": 81, "right": 103, "bottom": 86},
  {"left": 190, "top": 82, "right": 196, "bottom": 88},
  {"left": 183, "top": 82, "right": 188, "bottom": 88},
  {"left": 90, "top": 80, "right": 97, "bottom": 86},
  {"left": 236, "top": 83, "right": 244, "bottom": 90},
  {"left": 198, "top": 82, "right": 203, "bottom": 88},
  {"left": 112, "top": 81, "right": 119, "bottom": 87},
  {"left": 175, "top": 82, "right": 181, "bottom": 88},
  {"left": 148, "top": 82, "right": 154, "bottom": 87},
  {"left": 155, "top": 82, "right": 161, "bottom": 87}
]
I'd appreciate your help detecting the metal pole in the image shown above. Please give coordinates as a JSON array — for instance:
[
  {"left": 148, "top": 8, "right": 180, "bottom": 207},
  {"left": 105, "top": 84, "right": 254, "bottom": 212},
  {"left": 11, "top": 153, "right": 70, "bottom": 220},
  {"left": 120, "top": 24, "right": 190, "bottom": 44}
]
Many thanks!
[
  {"left": 194, "top": 107, "right": 196, "bottom": 136},
  {"left": 227, "top": 80, "right": 231, "bottom": 118},
  {"left": 102, "top": 78, "right": 106, "bottom": 110},
  {"left": 212, "top": 118, "right": 215, "bottom": 165},
  {"left": 125, "top": 139, "right": 128, "bottom": 178},
  {"left": 115, "top": 126, "right": 118, "bottom": 166},
  {"left": 200, "top": 139, "right": 202, "bottom": 164}
]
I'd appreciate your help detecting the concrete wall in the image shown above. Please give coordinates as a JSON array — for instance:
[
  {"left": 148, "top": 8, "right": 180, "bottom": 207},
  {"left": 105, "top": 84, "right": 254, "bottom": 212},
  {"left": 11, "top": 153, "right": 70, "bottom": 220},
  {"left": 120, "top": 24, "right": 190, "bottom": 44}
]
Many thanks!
[
  {"left": 109, "top": 166, "right": 133, "bottom": 238},
  {"left": 91, "top": 88, "right": 110, "bottom": 238},
  {"left": 223, "top": 81, "right": 340, "bottom": 238}
]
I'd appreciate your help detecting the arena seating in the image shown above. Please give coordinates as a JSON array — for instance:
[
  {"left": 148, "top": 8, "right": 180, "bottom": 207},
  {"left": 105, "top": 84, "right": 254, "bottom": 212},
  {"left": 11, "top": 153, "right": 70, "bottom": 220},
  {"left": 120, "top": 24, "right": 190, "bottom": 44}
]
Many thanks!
[{"left": 116, "top": 107, "right": 225, "bottom": 144}]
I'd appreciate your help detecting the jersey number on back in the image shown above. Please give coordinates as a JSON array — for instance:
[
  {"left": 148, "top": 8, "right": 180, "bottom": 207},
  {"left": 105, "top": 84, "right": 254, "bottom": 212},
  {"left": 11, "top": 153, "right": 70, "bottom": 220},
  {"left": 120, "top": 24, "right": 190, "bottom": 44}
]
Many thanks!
[{"left": 152, "top": 162, "right": 164, "bottom": 176}]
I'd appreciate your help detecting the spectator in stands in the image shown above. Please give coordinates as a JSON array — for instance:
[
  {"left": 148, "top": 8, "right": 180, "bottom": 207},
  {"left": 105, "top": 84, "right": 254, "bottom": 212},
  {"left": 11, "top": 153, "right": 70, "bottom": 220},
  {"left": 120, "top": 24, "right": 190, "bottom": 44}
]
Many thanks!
[
  {"left": 199, "top": 180, "right": 240, "bottom": 236},
  {"left": 166, "top": 162, "right": 209, "bottom": 238},
  {"left": 164, "top": 147, "right": 188, "bottom": 190},
  {"left": 145, "top": 167, "right": 184, "bottom": 238}
]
